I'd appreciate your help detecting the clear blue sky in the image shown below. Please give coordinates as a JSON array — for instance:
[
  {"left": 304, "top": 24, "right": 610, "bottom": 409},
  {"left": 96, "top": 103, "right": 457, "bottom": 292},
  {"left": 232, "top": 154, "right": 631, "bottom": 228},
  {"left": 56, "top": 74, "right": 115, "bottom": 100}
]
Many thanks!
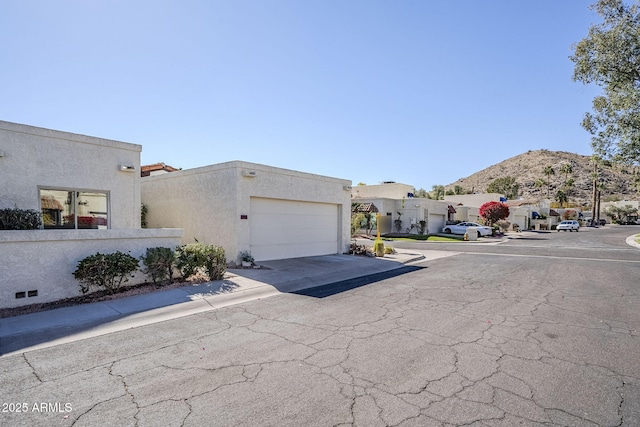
[{"left": 1, "top": 0, "right": 602, "bottom": 191}]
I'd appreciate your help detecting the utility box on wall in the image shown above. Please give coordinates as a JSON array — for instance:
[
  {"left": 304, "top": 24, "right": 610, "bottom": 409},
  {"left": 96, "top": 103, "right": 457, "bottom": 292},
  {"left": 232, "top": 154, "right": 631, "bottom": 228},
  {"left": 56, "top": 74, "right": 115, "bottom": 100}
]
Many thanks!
[{"left": 377, "top": 215, "right": 392, "bottom": 234}]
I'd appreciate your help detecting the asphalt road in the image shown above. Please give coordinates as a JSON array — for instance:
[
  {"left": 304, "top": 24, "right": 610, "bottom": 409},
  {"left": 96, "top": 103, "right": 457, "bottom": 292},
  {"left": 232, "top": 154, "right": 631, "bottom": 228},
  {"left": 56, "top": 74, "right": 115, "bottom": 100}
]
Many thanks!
[{"left": 1, "top": 226, "right": 639, "bottom": 426}]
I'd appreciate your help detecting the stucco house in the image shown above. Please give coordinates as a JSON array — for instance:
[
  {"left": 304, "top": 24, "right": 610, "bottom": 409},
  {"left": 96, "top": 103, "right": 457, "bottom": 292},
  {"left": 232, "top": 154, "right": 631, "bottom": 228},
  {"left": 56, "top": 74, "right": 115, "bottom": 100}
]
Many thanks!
[
  {"left": 446, "top": 193, "right": 539, "bottom": 230},
  {"left": 0, "top": 121, "right": 182, "bottom": 309},
  {"left": 599, "top": 200, "right": 639, "bottom": 224},
  {"left": 351, "top": 183, "right": 453, "bottom": 235},
  {"left": 141, "top": 161, "right": 352, "bottom": 262}
]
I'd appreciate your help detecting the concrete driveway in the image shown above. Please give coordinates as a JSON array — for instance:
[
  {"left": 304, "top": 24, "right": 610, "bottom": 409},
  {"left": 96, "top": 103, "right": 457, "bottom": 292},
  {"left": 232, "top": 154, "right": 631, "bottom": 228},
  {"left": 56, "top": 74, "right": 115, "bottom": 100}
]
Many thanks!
[{"left": 1, "top": 227, "right": 639, "bottom": 426}]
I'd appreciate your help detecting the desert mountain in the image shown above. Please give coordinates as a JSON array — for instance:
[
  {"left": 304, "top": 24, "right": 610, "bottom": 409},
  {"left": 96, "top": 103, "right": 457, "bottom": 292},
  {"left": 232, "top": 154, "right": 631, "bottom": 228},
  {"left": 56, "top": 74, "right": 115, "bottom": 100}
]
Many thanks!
[{"left": 446, "top": 150, "right": 639, "bottom": 205}]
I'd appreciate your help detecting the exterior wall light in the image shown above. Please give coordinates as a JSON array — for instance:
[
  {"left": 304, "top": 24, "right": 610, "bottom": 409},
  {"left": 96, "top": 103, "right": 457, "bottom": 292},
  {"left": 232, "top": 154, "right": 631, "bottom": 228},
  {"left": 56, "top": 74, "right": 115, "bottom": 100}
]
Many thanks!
[{"left": 119, "top": 164, "right": 135, "bottom": 172}]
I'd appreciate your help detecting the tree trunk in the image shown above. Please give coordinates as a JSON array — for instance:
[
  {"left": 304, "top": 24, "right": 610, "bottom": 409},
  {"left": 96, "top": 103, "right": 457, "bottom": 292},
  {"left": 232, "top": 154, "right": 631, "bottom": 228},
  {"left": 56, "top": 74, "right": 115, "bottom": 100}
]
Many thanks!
[{"left": 591, "top": 178, "right": 598, "bottom": 225}]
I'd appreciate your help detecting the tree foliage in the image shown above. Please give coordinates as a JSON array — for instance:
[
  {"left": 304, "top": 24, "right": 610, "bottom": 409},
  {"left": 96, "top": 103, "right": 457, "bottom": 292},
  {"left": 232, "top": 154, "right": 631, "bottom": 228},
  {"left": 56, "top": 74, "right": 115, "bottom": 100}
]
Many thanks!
[
  {"left": 453, "top": 185, "right": 468, "bottom": 195},
  {"left": 479, "top": 201, "right": 510, "bottom": 226},
  {"left": 571, "top": 0, "right": 640, "bottom": 164},
  {"left": 486, "top": 176, "right": 520, "bottom": 199},
  {"left": 604, "top": 204, "right": 639, "bottom": 222},
  {"left": 555, "top": 190, "right": 569, "bottom": 207},
  {"left": 413, "top": 188, "right": 431, "bottom": 198},
  {"left": 431, "top": 185, "right": 445, "bottom": 200}
]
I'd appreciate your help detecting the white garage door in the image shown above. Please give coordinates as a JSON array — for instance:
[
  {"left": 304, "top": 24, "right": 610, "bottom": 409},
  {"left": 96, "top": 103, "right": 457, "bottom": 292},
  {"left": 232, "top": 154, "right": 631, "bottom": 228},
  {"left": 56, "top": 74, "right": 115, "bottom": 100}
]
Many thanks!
[
  {"left": 250, "top": 198, "right": 339, "bottom": 261},
  {"left": 428, "top": 214, "right": 446, "bottom": 234},
  {"left": 514, "top": 215, "right": 527, "bottom": 230}
]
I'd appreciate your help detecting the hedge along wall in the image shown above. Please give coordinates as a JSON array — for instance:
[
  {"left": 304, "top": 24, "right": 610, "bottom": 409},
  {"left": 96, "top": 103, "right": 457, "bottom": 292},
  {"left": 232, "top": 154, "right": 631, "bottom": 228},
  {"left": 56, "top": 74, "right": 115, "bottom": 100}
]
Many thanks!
[{"left": 0, "top": 228, "right": 182, "bottom": 309}]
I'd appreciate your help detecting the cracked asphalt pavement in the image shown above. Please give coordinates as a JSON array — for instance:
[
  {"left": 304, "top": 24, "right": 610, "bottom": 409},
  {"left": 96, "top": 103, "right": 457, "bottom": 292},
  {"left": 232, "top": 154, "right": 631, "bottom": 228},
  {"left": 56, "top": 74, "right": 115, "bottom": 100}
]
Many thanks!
[{"left": 1, "top": 226, "right": 639, "bottom": 426}]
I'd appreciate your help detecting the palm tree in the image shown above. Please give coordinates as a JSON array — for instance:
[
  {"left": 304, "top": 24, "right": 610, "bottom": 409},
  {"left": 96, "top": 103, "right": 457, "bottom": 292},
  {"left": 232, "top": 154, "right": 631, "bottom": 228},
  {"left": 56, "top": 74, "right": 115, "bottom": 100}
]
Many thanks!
[
  {"left": 534, "top": 178, "right": 547, "bottom": 198},
  {"left": 590, "top": 155, "right": 602, "bottom": 225},
  {"left": 559, "top": 162, "right": 574, "bottom": 201},
  {"left": 543, "top": 165, "right": 555, "bottom": 198},
  {"left": 560, "top": 162, "right": 573, "bottom": 183},
  {"left": 555, "top": 190, "right": 568, "bottom": 208}
]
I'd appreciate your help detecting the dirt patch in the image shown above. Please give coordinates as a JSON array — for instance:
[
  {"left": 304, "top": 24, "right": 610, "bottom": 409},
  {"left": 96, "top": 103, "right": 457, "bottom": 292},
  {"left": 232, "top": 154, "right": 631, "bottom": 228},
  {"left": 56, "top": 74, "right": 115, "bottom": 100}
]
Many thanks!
[
  {"left": 0, "top": 279, "right": 206, "bottom": 319},
  {"left": 1, "top": 264, "right": 271, "bottom": 319}
]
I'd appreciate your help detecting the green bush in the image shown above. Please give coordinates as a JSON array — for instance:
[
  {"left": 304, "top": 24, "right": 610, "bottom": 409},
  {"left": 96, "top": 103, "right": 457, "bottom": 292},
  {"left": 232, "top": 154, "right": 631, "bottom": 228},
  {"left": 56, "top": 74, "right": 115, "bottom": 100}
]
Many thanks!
[
  {"left": 0, "top": 208, "right": 42, "bottom": 230},
  {"left": 175, "top": 243, "right": 226, "bottom": 281},
  {"left": 73, "top": 251, "right": 140, "bottom": 294},
  {"left": 141, "top": 247, "right": 175, "bottom": 285},
  {"left": 141, "top": 204, "right": 148, "bottom": 228}
]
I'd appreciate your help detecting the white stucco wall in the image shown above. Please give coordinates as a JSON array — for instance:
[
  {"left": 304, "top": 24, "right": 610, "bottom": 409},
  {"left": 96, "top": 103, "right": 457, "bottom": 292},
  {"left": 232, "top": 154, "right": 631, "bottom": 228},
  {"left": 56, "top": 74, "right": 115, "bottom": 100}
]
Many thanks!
[
  {"left": 444, "top": 193, "right": 503, "bottom": 208},
  {"left": 142, "top": 161, "right": 352, "bottom": 262},
  {"left": 0, "top": 229, "right": 183, "bottom": 308},
  {"left": 0, "top": 120, "right": 142, "bottom": 229},
  {"left": 351, "top": 183, "right": 414, "bottom": 200},
  {"left": 354, "top": 197, "right": 450, "bottom": 235}
]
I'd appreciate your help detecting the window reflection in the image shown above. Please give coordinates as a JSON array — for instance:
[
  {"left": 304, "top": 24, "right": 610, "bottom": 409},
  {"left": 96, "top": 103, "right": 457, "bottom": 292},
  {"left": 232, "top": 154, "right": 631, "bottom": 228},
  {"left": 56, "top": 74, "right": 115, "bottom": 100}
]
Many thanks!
[{"left": 40, "top": 189, "right": 108, "bottom": 229}]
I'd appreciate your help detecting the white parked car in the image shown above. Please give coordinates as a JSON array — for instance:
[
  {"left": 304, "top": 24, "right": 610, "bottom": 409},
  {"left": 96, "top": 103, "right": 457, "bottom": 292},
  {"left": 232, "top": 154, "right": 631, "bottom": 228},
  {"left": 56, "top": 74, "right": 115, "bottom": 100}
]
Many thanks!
[
  {"left": 442, "top": 222, "right": 492, "bottom": 237},
  {"left": 557, "top": 220, "right": 580, "bottom": 232}
]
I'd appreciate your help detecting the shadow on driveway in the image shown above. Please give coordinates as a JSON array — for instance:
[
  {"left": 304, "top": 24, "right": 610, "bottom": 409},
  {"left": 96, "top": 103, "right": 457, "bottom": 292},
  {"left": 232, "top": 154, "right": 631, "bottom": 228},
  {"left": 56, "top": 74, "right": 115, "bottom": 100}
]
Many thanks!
[{"left": 292, "top": 265, "right": 425, "bottom": 298}]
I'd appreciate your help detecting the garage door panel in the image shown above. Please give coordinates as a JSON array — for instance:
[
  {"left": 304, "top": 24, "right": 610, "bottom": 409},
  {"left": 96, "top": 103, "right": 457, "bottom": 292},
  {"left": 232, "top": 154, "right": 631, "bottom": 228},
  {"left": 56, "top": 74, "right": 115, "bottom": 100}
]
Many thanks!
[
  {"left": 429, "top": 214, "right": 445, "bottom": 234},
  {"left": 250, "top": 228, "right": 338, "bottom": 245},
  {"left": 250, "top": 198, "right": 339, "bottom": 261},
  {"left": 251, "top": 212, "right": 335, "bottom": 229}
]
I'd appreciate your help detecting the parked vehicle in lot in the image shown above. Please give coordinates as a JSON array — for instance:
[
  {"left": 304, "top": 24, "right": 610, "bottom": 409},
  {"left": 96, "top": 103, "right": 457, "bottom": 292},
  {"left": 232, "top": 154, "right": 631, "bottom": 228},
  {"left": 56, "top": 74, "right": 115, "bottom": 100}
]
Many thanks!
[
  {"left": 557, "top": 220, "right": 580, "bottom": 232},
  {"left": 442, "top": 222, "right": 492, "bottom": 237}
]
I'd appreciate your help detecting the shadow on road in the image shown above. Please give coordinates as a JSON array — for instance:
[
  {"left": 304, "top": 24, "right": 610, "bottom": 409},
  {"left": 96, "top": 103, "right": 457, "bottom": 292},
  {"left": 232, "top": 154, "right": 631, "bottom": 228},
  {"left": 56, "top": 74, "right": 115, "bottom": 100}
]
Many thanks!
[
  {"left": 509, "top": 237, "right": 549, "bottom": 241},
  {"left": 292, "top": 265, "right": 425, "bottom": 298}
]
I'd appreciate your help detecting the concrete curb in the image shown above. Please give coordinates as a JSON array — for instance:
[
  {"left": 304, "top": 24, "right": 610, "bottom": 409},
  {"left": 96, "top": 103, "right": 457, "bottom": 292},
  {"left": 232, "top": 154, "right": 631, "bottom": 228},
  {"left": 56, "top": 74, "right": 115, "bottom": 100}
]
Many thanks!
[{"left": 625, "top": 234, "right": 640, "bottom": 249}]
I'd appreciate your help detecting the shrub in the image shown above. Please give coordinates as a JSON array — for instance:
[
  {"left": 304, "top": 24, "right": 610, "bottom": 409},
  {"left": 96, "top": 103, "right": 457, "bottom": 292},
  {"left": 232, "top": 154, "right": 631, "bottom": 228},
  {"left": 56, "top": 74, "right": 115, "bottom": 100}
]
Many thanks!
[
  {"left": 73, "top": 251, "right": 140, "bottom": 294},
  {"left": 418, "top": 220, "right": 427, "bottom": 235},
  {"left": 175, "top": 243, "right": 226, "bottom": 281},
  {"left": 350, "top": 241, "right": 372, "bottom": 256},
  {"left": 495, "top": 219, "right": 511, "bottom": 232},
  {"left": 479, "top": 201, "right": 510, "bottom": 226},
  {"left": 373, "top": 239, "right": 385, "bottom": 256},
  {"left": 141, "top": 204, "right": 148, "bottom": 228},
  {"left": 239, "top": 250, "right": 254, "bottom": 263},
  {"left": 0, "top": 208, "right": 42, "bottom": 230},
  {"left": 141, "top": 247, "right": 175, "bottom": 285},
  {"left": 384, "top": 246, "right": 395, "bottom": 254},
  {"left": 351, "top": 212, "right": 366, "bottom": 236}
]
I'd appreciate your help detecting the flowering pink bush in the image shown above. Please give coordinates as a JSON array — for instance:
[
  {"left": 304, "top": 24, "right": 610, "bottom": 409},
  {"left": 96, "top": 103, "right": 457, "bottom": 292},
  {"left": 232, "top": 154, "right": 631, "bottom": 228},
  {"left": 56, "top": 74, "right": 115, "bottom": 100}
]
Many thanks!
[{"left": 479, "top": 201, "right": 510, "bottom": 226}]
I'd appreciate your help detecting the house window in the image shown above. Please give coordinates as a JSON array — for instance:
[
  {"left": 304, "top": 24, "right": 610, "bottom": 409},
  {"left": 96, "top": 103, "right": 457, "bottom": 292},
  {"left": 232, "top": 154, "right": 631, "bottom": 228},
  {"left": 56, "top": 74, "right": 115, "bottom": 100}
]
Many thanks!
[{"left": 40, "top": 189, "right": 109, "bottom": 229}]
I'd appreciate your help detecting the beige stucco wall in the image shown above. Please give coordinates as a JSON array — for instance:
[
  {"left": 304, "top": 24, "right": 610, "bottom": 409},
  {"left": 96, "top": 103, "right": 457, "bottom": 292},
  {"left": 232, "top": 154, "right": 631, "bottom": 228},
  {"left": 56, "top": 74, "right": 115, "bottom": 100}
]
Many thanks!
[
  {"left": 0, "top": 229, "right": 183, "bottom": 308},
  {"left": 444, "top": 193, "right": 503, "bottom": 208},
  {"left": 142, "top": 161, "right": 352, "bottom": 262},
  {"left": 0, "top": 120, "right": 142, "bottom": 229},
  {"left": 354, "top": 197, "right": 450, "bottom": 235},
  {"left": 351, "top": 183, "right": 414, "bottom": 200}
]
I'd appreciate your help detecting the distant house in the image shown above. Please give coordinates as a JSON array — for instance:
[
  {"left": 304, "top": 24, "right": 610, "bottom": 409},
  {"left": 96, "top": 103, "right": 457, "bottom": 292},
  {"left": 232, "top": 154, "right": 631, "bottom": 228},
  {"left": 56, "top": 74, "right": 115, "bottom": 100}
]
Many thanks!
[
  {"left": 141, "top": 162, "right": 180, "bottom": 177},
  {"left": 351, "top": 183, "right": 451, "bottom": 235},
  {"left": 0, "top": 121, "right": 182, "bottom": 309},
  {"left": 141, "top": 161, "right": 352, "bottom": 262}
]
